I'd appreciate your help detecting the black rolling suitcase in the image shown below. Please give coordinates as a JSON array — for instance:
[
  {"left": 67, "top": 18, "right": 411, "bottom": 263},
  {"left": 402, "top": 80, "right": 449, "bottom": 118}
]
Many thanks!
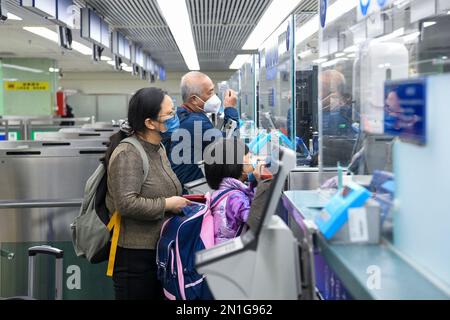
[{"left": 3, "top": 245, "right": 64, "bottom": 300}]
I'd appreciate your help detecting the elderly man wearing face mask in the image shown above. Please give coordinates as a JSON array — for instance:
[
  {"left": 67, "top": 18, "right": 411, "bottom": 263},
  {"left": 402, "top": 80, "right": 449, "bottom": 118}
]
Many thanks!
[
  {"left": 165, "top": 71, "right": 240, "bottom": 189},
  {"left": 319, "top": 69, "right": 359, "bottom": 168},
  {"left": 320, "top": 69, "right": 354, "bottom": 137}
]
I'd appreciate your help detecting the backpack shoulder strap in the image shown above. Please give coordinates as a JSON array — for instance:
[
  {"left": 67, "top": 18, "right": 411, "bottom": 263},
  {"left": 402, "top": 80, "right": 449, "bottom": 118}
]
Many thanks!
[{"left": 121, "top": 137, "right": 150, "bottom": 182}]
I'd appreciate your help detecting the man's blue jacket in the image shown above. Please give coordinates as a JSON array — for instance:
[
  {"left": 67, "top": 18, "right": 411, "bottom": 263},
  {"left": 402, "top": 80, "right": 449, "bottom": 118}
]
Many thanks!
[{"left": 164, "top": 106, "right": 239, "bottom": 189}]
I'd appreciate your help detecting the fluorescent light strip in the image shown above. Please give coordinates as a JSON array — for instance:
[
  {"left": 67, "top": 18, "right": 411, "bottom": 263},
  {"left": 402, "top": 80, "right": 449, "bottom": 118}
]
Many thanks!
[
  {"left": 23, "top": 27, "right": 93, "bottom": 56},
  {"left": 344, "top": 45, "right": 358, "bottom": 53},
  {"left": 243, "top": 0, "right": 304, "bottom": 50},
  {"left": 322, "top": 57, "right": 348, "bottom": 68},
  {"left": 423, "top": 21, "right": 436, "bottom": 28},
  {"left": 296, "top": 0, "right": 358, "bottom": 45},
  {"left": 372, "top": 28, "right": 405, "bottom": 43},
  {"left": 23, "top": 26, "right": 59, "bottom": 42},
  {"left": 298, "top": 49, "right": 313, "bottom": 59},
  {"left": 229, "top": 54, "right": 252, "bottom": 70},
  {"left": 3, "top": 63, "right": 43, "bottom": 73},
  {"left": 402, "top": 31, "right": 421, "bottom": 43},
  {"left": 312, "top": 58, "right": 328, "bottom": 64},
  {"left": 157, "top": 0, "right": 199, "bottom": 70},
  {"left": 7, "top": 13, "right": 23, "bottom": 21},
  {"left": 394, "top": 0, "right": 411, "bottom": 9},
  {"left": 71, "top": 41, "right": 92, "bottom": 55}
]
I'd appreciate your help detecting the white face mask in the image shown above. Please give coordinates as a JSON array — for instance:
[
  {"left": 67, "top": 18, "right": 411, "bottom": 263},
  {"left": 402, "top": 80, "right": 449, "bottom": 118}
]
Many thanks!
[
  {"left": 330, "top": 96, "right": 340, "bottom": 110},
  {"left": 202, "top": 94, "right": 222, "bottom": 114}
]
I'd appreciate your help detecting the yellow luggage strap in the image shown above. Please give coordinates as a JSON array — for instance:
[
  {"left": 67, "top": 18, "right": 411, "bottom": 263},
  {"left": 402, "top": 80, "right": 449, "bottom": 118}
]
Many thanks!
[{"left": 106, "top": 212, "right": 121, "bottom": 277}]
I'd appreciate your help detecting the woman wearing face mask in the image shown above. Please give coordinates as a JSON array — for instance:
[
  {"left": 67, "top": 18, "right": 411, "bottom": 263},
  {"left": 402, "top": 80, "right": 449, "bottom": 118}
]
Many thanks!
[{"left": 104, "top": 87, "right": 190, "bottom": 300}]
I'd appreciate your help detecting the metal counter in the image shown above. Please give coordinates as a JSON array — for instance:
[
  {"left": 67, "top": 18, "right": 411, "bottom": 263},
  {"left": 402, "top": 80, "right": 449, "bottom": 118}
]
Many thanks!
[
  {"left": 288, "top": 167, "right": 338, "bottom": 190},
  {"left": 283, "top": 190, "right": 450, "bottom": 300},
  {"left": 0, "top": 140, "right": 108, "bottom": 149},
  {"left": 0, "top": 145, "right": 114, "bottom": 299}
]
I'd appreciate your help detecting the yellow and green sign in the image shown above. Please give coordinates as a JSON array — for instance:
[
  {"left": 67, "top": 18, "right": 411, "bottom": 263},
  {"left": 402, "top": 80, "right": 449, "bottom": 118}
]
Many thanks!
[{"left": 4, "top": 81, "right": 50, "bottom": 91}]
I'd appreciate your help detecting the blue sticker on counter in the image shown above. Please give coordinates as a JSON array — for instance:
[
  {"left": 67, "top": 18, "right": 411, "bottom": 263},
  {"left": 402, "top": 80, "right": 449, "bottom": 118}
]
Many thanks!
[
  {"left": 384, "top": 78, "right": 427, "bottom": 145},
  {"left": 320, "top": 0, "right": 327, "bottom": 28},
  {"left": 360, "top": 0, "right": 371, "bottom": 16}
]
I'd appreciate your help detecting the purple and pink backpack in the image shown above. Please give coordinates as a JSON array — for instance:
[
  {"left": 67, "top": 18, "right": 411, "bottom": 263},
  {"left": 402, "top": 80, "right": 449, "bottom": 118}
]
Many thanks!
[{"left": 156, "top": 189, "right": 237, "bottom": 300}]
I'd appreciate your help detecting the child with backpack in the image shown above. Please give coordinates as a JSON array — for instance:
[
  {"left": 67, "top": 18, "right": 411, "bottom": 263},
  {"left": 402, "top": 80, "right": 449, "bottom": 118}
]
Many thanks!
[
  {"left": 204, "top": 138, "right": 264, "bottom": 245},
  {"left": 155, "top": 138, "right": 266, "bottom": 300}
]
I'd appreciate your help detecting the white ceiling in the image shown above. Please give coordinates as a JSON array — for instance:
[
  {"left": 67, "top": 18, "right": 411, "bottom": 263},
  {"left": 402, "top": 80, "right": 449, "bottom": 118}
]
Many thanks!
[
  {"left": 77, "top": 0, "right": 274, "bottom": 71},
  {"left": 1, "top": 0, "right": 116, "bottom": 72},
  {"left": 0, "top": 0, "right": 318, "bottom": 73}
]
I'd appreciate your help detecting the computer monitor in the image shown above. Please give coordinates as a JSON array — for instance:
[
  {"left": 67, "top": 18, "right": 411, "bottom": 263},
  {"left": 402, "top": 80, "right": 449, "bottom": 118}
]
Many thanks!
[{"left": 252, "top": 146, "right": 296, "bottom": 239}]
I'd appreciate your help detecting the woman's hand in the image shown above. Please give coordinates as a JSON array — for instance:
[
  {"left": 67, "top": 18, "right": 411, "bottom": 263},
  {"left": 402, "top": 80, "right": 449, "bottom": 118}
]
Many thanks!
[{"left": 165, "top": 196, "right": 191, "bottom": 214}]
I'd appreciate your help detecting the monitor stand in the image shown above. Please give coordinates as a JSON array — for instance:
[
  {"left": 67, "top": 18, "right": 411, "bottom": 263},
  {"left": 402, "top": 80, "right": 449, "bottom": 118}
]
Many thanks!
[
  {"left": 196, "top": 215, "right": 301, "bottom": 300},
  {"left": 196, "top": 147, "right": 301, "bottom": 300}
]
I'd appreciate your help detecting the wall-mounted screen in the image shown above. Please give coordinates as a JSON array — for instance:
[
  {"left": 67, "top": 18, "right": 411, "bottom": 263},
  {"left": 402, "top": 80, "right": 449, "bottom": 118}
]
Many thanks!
[
  {"left": 112, "top": 31, "right": 131, "bottom": 61},
  {"left": 81, "top": 7, "right": 108, "bottom": 47},
  {"left": 147, "top": 58, "right": 155, "bottom": 74},
  {"left": 124, "top": 39, "right": 131, "bottom": 60},
  {"left": 21, "top": 0, "right": 56, "bottom": 18},
  {"left": 56, "top": 0, "right": 74, "bottom": 28},
  {"left": 89, "top": 10, "right": 101, "bottom": 43},
  {"left": 101, "top": 20, "right": 109, "bottom": 48},
  {"left": 118, "top": 33, "right": 125, "bottom": 57},
  {"left": 159, "top": 66, "right": 166, "bottom": 81},
  {"left": 135, "top": 47, "right": 144, "bottom": 67}
]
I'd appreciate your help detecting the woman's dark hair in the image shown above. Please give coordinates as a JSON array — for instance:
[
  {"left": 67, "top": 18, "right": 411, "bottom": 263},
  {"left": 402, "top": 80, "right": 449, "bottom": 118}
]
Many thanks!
[
  {"left": 103, "top": 87, "right": 167, "bottom": 169},
  {"left": 204, "top": 138, "right": 250, "bottom": 190}
]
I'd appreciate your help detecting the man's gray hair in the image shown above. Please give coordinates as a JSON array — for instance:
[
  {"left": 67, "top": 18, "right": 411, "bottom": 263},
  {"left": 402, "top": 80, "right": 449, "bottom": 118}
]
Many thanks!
[{"left": 181, "top": 71, "right": 209, "bottom": 103}]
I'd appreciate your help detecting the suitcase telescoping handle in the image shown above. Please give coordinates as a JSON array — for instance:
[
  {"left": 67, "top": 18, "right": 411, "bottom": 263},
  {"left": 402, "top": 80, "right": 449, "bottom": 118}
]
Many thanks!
[{"left": 28, "top": 246, "right": 64, "bottom": 300}]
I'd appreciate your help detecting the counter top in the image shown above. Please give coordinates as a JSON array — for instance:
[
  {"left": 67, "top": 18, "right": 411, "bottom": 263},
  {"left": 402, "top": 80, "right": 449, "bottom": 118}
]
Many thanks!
[{"left": 283, "top": 190, "right": 449, "bottom": 300}]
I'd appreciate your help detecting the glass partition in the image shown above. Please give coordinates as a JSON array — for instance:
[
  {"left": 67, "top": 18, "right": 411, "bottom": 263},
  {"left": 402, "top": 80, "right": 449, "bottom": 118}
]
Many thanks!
[
  {"left": 295, "top": 12, "right": 321, "bottom": 166},
  {"left": 228, "top": 70, "right": 241, "bottom": 112},
  {"left": 239, "top": 55, "right": 257, "bottom": 142},
  {"left": 318, "top": 0, "right": 360, "bottom": 170},
  {"left": 318, "top": 0, "right": 450, "bottom": 176},
  {"left": 257, "top": 16, "right": 296, "bottom": 156}
]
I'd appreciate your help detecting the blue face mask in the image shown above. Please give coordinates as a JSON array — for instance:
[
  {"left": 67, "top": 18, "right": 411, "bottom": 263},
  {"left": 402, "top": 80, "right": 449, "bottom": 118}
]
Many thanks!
[{"left": 161, "top": 114, "right": 180, "bottom": 138}]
